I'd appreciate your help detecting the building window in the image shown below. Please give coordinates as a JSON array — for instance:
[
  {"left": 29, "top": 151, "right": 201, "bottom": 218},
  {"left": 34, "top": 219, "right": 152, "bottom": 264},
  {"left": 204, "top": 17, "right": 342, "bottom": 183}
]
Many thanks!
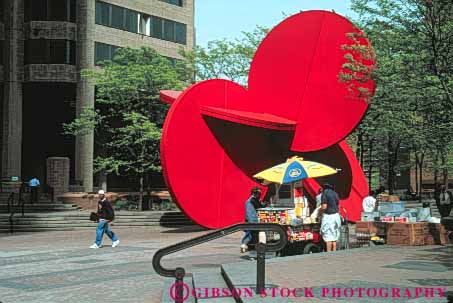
[
  {"left": 25, "top": 40, "right": 76, "bottom": 65},
  {"left": 165, "top": 57, "right": 178, "bottom": 67},
  {"left": 95, "top": 1, "right": 187, "bottom": 45},
  {"left": 0, "top": 2, "right": 4, "bottom": 22},
  {"left": 0, "top": 41, "right": 3, "bottom": 65},
  {"left": 95, "top": 1, "right": 110, "bottom": 26},
  {"left": 25, "top": 0, "right": 76, "bottom": 22},
  {"left": 139, "top": 14, "right": 151, "bottom": 36},
  {"left": 125, "top": 10, "right": 138, "bottom": 33},
  {"left": 151, "top": 16, "right": 186, "bottom": 44},
  {"left": 160, "top": 0, "right": 183, "bottom": 7},
  {"left": 95, "top": 42, "right": 121, "bottom": 64},
  {"left": 163, "top": 19, "right": 175, "bottom": 41},
  {"left": 151, "top": 16, "right": 163, "bottom": 39},
  {"left": 111, "top": 5, "right": 125, "bottom": 29},
  {"left": 175, "top": 23, "right": 187, "bottom": 44}
]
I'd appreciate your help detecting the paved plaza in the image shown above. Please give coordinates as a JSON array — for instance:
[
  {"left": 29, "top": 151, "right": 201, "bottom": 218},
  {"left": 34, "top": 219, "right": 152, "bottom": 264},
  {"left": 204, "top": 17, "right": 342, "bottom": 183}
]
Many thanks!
[
  {"left": 0, "top": 227, "right": 452, "bottom": 303},
  {"left": 0, "top": 226, "right": 242, "bottom": 303}
]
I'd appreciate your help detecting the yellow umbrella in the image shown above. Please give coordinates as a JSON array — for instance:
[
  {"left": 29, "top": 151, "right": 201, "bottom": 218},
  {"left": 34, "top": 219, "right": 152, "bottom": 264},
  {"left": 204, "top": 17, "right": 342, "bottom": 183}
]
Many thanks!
[{"left": 253, "top": 156, "right": 338, "bottom": 184}]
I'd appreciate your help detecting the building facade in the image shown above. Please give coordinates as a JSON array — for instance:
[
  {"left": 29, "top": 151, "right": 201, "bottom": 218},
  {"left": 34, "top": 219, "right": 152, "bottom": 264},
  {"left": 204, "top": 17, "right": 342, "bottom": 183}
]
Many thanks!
[{"left": 0, "top": 0, "right": 195, "bottom": 191}]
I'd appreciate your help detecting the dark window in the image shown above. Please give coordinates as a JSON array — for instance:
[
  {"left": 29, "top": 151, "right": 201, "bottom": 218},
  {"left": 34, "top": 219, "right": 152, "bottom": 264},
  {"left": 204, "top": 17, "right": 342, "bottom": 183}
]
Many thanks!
[
  {"left": 25, "top": 0, "right": 76, "bottom": 22},
  {"left": 49, "top": 40, "right": 66, "bottom": 63},
  {"left": 69, "top": 0, "right": 76, "bottom": 22},
  {"left": 25, "top": 40, "right": 76, "bottom": 64},
  {"left": 125, "top": 10, "right": 138, "bottom": 33},
  {"left": 0, "top": 1, "right": 4, "bottom": 22},
  {"left": 94, "top": 1, "right": 186, "bottom": 44},
  {"left": 25, "top": 40, "right": 47, "bottom": 64},
  {"left": 175, "top": 23, "right": 186, "bottom": 44},
  {"left": 165, "top": 56, "right": 177, "bottom": 67},
  {"left": 160, "top": 0, "right": 183, "bottom": 7},
  {"left": 0, "top": 41, "right": 3, "bottom": 65},
  {"left": 95, "top": 42, "right": 121, "bottom": 64},
  {"left": 151, "top": 16, "right": 163, "bottom": 39},
  {"left": 48, "top": 0, "right": 67, "bottom": 21},
  {"left": 111, "top": 5, "right": 124, "bottom": 29},
  {"left": 95, "top": 42, "right": 110, "bottom": 63},
  {"left": 26, "top": 0, "right": 47, "bottom": 21},
  {"left": 163, "top": 19, "right": 175, "bottom": 41},
  {"left": 96, "top": 1, "right": 110, "bottom": 26},
  {"left": 110, "top": 45, "right": 120, "bottom": 60}
]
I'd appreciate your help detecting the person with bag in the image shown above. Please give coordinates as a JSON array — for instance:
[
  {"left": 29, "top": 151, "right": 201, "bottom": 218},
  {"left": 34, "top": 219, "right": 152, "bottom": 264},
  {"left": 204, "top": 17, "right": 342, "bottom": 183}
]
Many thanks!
[{"left": 90, "top": 190, "right": 120, "bottom": 249}]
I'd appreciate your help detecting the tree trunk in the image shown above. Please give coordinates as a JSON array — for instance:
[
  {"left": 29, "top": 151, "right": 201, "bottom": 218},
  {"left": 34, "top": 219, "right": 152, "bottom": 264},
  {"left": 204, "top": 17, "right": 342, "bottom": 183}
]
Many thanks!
[
  {"left": 355, "top": 132, "right": 362, "bottom": 160},
  {"left": 368, "top": 140, "right": 373, "bottom": 189},
  {"left": 433, "top": 150, "right": 439, "bottom": 187},
  {"left": 441, "top": 152, "right": 448, "bottom": 190},
  {"left": 139, "top": 175, "right": 143, "bottom": 211},
  {"left": 359, "top": 132, "right": 364, "bottom": 168},
  {"left": 418, "top": 153, "right": 424, "bottom": 204},
  {"left": 387, "top": 139, "right": 394, "bottom": 194},
  {"left": 415, "top": 153, "right": 419, "bottom": 194}
]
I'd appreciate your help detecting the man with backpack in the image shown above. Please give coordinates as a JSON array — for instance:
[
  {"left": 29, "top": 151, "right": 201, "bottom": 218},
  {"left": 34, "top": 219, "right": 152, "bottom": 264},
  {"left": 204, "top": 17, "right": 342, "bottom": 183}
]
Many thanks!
[{"left": 90, "top": 190, "right": 120, "bottom": 249}]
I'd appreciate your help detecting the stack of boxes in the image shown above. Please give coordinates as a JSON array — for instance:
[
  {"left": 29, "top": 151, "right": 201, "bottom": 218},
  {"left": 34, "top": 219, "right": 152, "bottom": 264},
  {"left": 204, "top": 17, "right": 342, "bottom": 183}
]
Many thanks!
[
  {"left": 357, "top": 194, "right": 448, "bottom": 246},
  {"left": 387, "top": 222, "right": 447, "bottom": 245}
]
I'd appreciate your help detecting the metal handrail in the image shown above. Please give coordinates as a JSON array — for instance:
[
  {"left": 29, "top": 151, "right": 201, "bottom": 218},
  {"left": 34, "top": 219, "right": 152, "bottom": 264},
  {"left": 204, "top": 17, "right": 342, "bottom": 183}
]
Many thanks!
[
  {"left": 8, "top": 186, "right": 26, "bottom": 233},
  {"left": 6, "top": 192, "right": 14, "bottom": 214},
  {"left": 153, "top": 223, "right": 288, "bottom": 302}
]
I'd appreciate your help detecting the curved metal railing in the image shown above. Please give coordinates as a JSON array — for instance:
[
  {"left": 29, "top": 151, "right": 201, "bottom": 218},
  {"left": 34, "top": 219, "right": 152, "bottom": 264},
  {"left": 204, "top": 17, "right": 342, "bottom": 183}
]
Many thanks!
[{"left": 152, "top": 223, "right": 287, "bottom": 302}]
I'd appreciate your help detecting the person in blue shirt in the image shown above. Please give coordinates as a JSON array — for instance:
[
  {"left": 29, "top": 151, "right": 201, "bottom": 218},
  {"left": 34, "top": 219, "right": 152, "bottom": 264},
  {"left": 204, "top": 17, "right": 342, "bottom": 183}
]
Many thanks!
[
  {"left": 240, "top": 186, "right": 265, "bottom": 253},
  {"left": 29, "top": 177, "right": 40, "bottom": 203}
]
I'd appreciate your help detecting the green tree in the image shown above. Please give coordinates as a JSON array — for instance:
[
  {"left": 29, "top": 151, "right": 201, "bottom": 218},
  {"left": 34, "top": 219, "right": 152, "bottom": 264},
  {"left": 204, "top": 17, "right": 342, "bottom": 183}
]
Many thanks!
[
  {"left": 349, "top": 0, "right": 453, "bottom": 193},
  {"left": 180, "top": 26, "right": 269, "bottom": 85},
  {"left": 64, "top": 47, "right": 190, "bottom": 210}
]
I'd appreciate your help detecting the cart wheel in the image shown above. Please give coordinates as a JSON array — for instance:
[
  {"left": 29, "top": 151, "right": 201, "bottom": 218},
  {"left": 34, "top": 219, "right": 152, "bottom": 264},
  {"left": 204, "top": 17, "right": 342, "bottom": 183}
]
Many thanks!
[{"left": 303, "top": 243, "right": 321, "bottom": 254}]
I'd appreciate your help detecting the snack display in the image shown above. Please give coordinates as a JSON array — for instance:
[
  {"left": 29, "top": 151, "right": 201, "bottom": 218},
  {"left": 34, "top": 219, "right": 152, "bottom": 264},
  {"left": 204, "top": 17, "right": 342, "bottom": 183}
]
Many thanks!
[{"left": 257, "top": 207, "right": 321, "bottom": 245}]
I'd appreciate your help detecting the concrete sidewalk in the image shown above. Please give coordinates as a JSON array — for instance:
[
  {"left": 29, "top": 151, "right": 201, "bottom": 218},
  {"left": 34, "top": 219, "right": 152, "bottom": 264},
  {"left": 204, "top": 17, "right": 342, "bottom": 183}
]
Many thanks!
[{"left": 220, "top": 245, "right": 453, "bottom": 302}]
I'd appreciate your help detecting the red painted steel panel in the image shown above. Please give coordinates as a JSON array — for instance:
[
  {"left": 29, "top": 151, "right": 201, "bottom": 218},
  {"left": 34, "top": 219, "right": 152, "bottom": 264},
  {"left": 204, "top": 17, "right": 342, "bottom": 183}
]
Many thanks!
[{"left": 160, "top": 11, "right": 375, "bottom": 228}]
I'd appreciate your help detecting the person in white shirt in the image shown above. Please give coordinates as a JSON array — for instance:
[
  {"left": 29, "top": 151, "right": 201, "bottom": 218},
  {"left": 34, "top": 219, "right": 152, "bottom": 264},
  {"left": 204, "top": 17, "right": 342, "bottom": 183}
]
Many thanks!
[{"left": 315, "top": 188, "right": 323, "bottom": 208}]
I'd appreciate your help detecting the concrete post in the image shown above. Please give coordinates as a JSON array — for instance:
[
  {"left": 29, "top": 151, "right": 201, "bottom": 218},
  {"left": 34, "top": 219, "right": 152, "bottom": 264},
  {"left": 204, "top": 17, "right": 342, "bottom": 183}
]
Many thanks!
[
  {"left": 1, "top": 0, "right": 24, "bottom": 180},
  {"left": 75, "top": 0, "right": 94, "bottom": 192},
  {"left": 46, "top": 157, "right": 70, "bottom": 197}
]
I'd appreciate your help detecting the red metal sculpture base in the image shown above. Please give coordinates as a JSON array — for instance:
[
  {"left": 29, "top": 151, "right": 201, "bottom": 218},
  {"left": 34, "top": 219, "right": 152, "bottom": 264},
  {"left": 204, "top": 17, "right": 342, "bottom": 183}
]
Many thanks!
[{"left": 160, "top": 11, "right": 375, "bottom": 228}]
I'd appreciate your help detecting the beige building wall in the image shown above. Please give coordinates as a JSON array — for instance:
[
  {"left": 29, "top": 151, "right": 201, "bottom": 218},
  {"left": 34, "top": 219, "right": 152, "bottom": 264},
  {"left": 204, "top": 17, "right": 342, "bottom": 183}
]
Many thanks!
[{"left": 94, "top": 0, "right": 194, "bottom": 59}]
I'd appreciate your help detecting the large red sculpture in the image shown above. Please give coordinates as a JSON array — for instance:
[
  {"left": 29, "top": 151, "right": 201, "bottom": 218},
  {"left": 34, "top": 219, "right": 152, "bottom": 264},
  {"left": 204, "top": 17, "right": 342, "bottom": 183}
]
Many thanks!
[{"left": 160, "top": 11, "right": 375, "bottom": 228}]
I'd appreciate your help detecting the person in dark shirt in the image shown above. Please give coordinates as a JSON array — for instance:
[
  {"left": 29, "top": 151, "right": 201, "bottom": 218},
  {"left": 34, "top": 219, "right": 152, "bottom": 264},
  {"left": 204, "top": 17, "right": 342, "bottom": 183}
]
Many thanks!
[
  {"left": 320, "top": 183, "right": 341, "bottom": 252},
  {"left": 90, "top": 190, "right": 120, "bottom": 249}
]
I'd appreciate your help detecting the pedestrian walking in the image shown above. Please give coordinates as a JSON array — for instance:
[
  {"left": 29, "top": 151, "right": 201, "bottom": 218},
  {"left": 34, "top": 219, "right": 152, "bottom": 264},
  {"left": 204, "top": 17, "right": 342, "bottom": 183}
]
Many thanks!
[
  {"left": 435, "top": 185, "right": 452, "bottom": 218},
  {"left": 90, "top": 190, "right": 120, "bottom": 249},
  {"left": 28, "top": 177, "right": 40, "bottom": 203}
]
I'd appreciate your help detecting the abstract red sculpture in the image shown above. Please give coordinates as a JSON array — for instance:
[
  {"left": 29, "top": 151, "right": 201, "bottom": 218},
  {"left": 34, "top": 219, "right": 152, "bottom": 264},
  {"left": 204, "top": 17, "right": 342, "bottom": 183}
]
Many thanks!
[{"left": 160, "top": 11, "right": 376, "bottom": 228}]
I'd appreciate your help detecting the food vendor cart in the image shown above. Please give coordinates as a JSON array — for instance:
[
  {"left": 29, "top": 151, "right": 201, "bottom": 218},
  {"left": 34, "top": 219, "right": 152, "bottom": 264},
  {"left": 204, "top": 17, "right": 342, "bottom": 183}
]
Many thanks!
[
  {"left": 251, "top": 156, "right": 342, "bottom": 256},
  {"left": 255, "top": 206, "right": 325, "bottom": 255}
]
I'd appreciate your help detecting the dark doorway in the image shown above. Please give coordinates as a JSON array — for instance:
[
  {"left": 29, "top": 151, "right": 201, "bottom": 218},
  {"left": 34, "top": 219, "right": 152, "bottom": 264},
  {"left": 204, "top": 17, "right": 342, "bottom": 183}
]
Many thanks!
[{"left": 22, "top": 83, "right": 76, "bottom": 183}]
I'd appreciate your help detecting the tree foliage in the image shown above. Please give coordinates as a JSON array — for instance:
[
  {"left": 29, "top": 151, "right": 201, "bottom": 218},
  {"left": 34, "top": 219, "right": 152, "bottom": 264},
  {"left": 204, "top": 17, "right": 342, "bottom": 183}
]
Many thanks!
[
  {"left": 349, "top": 0, "right": 453, "bottom": 193},
  {"left": 64, "top": 47, "right": 190, "bottom": 202},
  {"left": 180, "top": 26, "right": 269, "bottom": 85}
]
